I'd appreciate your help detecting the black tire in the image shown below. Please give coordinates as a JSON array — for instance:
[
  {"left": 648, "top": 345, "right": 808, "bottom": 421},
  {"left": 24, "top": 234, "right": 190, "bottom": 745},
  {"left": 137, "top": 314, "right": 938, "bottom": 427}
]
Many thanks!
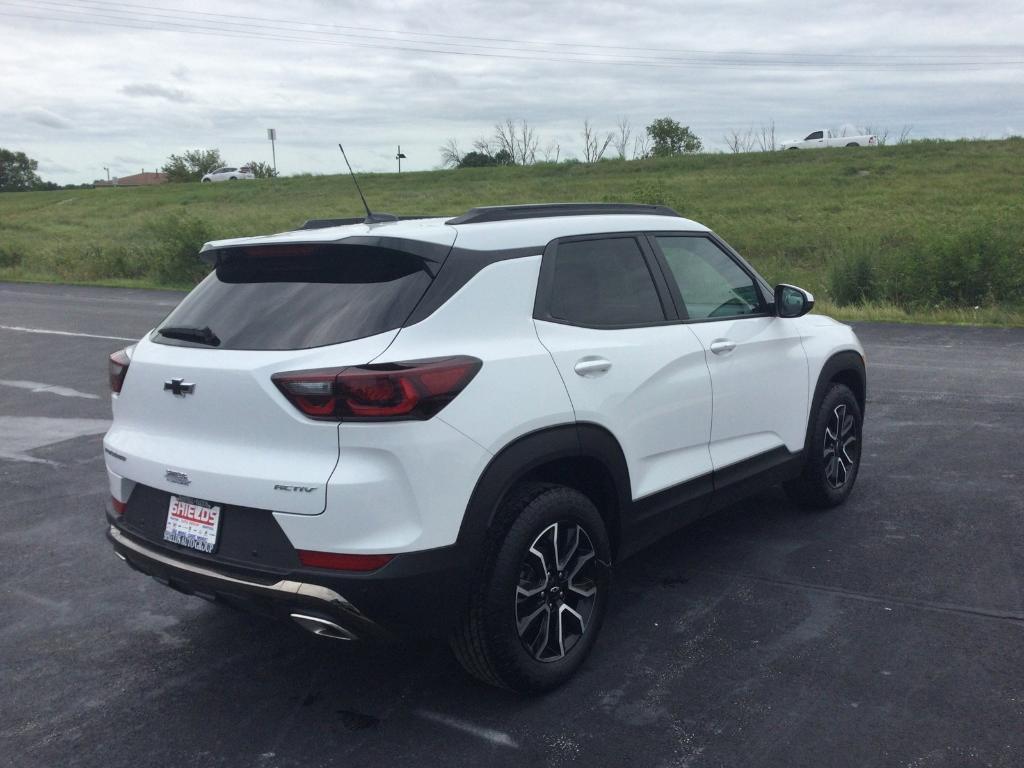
[
  {"left": 846, "top": 142, "right": 860, "bottom": 147},
  {"left": 785, "top": 383, "right": 863, "bottom": 508},
  {"left": 787, "top": 146, "right": 799, "bottom": 150},
  {"left": 201, "top": 178, "right": 211, "bottom": 183},
  {"left": 229, "top": 176, "right": 237, "bottom": 181},
  {"left": 450, "top": 482, "right": 611, "bottom": 693}
]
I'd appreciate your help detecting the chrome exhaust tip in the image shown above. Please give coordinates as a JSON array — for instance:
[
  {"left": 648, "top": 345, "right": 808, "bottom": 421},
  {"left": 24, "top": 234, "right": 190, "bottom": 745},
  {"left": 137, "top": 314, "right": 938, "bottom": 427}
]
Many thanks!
[{"left": 290, "top": 612, "right": 357, "bottom": 641}]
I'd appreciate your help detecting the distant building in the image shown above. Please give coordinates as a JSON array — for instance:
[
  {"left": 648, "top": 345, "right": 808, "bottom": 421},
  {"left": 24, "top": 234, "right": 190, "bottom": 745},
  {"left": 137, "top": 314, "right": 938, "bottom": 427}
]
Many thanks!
[{"left": 95, "top": 172, "right": 167, "bottom": 187}]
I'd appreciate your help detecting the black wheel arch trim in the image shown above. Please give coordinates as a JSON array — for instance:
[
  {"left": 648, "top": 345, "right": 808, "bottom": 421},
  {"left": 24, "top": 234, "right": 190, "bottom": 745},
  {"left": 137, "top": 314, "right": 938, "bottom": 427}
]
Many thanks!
[
  {"left": 807, "top": 350, "right": 866, "bottom": 447},
  {"left": 455, "top": 423, "right": 632, "bottom": 559}
]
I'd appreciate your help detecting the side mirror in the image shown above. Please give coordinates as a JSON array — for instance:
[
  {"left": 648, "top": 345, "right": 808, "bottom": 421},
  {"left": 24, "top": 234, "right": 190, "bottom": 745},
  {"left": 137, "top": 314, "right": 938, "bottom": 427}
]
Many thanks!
[{"left": 774, "top": 284, "right": 815, "bottom": 318}]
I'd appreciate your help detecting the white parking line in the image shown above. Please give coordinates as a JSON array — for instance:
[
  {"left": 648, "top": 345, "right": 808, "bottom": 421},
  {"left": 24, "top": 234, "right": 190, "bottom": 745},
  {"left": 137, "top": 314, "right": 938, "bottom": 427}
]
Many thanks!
[
  {"left": 0, "top": 288, "right": 179, "bottom": 307},
  {"left": 0, "top": 325, "right": 136, "bottom": 342},
  {"left": 0, "top": 380, "right": 101, "bottom": 400},
  {"left": 0, "top": 416, "right": 110, "bottom": 464},
  {"left": 416, "top": 710, "right": 519, "bottom": 748}
]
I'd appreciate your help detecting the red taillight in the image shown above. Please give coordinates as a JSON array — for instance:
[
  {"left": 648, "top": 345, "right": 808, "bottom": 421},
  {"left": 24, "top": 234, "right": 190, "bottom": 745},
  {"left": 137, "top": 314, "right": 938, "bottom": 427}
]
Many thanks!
[
  {"left": 272, "top": 356, "right": 482, "bottom": 421},
  {"left": 109, "top": 347, "right": 132, "bottom": 393},
  {"left": 111, "top": 496, "right": 127, "bottom": 515},
  {"left": 298, "top": 550, "right": 394, "bottom": 572}
]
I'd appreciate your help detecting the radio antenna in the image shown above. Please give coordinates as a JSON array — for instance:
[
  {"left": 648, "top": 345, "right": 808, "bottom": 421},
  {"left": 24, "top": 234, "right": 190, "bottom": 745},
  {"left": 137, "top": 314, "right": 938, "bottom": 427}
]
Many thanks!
[{"left": 338, "top": 144, "right": 396, "bottom": 224}]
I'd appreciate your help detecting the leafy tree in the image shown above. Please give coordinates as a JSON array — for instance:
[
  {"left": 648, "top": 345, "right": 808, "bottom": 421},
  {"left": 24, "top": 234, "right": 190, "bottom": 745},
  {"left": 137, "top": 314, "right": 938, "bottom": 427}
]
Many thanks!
[
  {"left": 161, "top": 149, "right": 224, "bottom": 182},
  {"left": 644, "top": 118, "right": 703, "bottom": 157},
  {"left": 457, "top": 151, "right": 498, "bottom": 168},
  {"left": 0, "top": 148, "right": 44, "bottom": 191},
  {"left": 245, "top": 160, "right": 277, "bottom": 179}
]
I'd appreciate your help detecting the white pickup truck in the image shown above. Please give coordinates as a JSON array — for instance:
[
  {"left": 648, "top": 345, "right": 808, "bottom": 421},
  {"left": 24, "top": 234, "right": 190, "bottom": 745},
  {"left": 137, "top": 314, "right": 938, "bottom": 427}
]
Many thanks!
[{"left": 782, "top": 129, "right": 878, "bottom": 150}]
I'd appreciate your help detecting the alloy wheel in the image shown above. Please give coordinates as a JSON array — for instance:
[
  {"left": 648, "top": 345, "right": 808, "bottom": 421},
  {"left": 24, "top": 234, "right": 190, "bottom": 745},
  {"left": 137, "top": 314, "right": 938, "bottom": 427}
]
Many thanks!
[
  {"left": 823, "top": 403, "right": 858, "bottom": 489},
  {"left": 514, "top": 521, "right": 600, "bottom": 663}
]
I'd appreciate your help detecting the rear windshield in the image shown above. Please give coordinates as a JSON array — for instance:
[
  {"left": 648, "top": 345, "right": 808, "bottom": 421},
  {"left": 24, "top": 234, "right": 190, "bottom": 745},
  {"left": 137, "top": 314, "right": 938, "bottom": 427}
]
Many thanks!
[{"left": 152, "top": 245, "right": 433, "bottom": 350}]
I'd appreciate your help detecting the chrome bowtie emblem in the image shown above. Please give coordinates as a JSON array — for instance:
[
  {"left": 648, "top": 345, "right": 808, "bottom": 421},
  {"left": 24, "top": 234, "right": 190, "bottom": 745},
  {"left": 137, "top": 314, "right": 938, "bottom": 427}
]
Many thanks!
[
  {"left": 164, "top": 378, "right": 195, "bottom": 396},
  {"left": 165, "top": 470, "right": 191, "bottom": 486}
]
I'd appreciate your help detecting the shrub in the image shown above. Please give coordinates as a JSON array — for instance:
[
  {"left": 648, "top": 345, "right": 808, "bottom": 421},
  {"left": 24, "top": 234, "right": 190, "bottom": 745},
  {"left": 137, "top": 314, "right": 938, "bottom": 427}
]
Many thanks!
[
  {"left": 146, "top": 212, "right": 215, "bottom": 285},
  {"left": 0, "top": 245, "right": 22, "bottom": 268},
  {"left": 827, "top": 241, "right": 878, "bottom": 305}
]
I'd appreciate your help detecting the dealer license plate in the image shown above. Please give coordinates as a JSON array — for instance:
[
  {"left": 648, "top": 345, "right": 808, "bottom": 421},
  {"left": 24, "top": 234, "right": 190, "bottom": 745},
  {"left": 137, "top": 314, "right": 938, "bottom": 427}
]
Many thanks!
[{"left": 163, "top": 495, "right": 221, "bottom": 553}]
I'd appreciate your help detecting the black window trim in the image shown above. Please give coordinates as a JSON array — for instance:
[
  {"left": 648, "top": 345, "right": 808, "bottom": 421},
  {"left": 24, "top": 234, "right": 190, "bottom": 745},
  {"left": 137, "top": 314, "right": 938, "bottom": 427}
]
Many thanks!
[
  {"left": 644, "top": 231, "right": 774, "bottom": 325},
  {"left": 533, "top": 231, "right": 680, "bottom": 330}
]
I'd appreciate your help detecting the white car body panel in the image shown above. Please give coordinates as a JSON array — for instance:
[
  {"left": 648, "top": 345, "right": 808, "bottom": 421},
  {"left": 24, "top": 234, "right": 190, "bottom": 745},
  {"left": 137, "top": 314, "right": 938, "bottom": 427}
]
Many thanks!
[
  {"left": 794, "top": 314, "right": 866, "bottom": 399},
  {"left": 379, "top": 256, "right": 575, "bottom": 454},
  {"left": 685, "top": 316, "right": 809, "bottom": 469},
  {"left": 104, "top": 330, "right": 400, "bottom": 515},
  {"left": 535, "top": 320, "right": 713, "bottom": 500},
  {"left": 276, "top": 416, "right": 491, "bottom": 554}
]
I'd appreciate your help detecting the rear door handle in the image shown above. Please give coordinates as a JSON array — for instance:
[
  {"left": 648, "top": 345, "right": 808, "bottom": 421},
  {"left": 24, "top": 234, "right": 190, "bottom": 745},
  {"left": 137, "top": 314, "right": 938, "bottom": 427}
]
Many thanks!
[
  {"left": 709, "top": 340, "right": 737, "bottom": 355},
  {"left": 574, "top": 357, "right": 612, "bottom": 377}
]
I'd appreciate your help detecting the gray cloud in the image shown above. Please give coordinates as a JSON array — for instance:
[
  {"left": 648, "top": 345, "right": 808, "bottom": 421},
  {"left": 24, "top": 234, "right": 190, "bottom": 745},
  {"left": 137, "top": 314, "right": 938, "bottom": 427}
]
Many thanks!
[
  {"left": 23, "top": 107, "right": 72, "bottom": 129},
  {"left": 121, "top": 83, "right": 194, "bottom": 103}
]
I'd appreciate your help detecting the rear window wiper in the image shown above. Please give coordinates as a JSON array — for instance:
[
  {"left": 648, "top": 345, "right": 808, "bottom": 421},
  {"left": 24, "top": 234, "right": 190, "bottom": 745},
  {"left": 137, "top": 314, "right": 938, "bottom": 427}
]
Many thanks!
[{"left": 157, "top": 325, "right": 221, "bottom": 346}]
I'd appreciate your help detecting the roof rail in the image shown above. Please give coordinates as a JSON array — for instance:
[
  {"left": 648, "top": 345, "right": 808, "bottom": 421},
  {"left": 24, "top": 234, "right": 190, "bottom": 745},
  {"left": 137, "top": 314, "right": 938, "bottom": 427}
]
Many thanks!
[
  {"left": 445, "top": 203, "right": 681, "bottom": 226},
  {"left": 297, "top": 215, "right": 436, "bottom": 231}
]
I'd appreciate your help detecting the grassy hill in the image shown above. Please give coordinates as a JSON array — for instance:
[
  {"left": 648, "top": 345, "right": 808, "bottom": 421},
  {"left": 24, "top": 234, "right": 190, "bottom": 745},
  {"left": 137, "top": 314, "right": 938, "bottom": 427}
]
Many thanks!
[{"left": 2, "top": 138, "right": 1023, "bottom": 325}]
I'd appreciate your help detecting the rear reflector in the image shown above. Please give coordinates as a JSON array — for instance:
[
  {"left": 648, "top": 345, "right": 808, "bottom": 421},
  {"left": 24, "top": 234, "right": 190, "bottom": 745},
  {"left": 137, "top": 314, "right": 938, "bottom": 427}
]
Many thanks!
[
  {"left": 109, "top": 346, "right": 133, "bottom": 393},
  {"left": 298, "top": 550, "right": 394, "bottom": 572},
  {"left": 273, "top": 356, "right": 482, "bottom": 421},
  {"left": 111, "top": 496, "right": 127, "bottom": 515}
]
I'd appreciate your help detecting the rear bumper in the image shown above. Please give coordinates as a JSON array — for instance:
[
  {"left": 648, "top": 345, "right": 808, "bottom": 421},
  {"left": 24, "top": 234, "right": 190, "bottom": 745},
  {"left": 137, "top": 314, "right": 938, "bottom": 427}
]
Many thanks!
[{"left": 107, "top": 521, "right": 472, "bottom": 640}]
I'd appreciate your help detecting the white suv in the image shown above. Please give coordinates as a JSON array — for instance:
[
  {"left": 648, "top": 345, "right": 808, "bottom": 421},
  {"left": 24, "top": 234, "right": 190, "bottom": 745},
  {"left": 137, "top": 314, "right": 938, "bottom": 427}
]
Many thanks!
[{"left": 104, "top": 203, "right": 866, "bottom": 692}]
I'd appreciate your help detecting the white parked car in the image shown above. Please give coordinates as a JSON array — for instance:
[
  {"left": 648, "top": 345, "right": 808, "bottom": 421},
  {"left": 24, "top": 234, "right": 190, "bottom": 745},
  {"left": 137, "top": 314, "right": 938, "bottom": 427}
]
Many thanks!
[
  {"left": 104, "top": 203, "right": 866, "bottom": 692},
  {"left": 200, "top": 165, "right": 255, "bottom": 182},
  {"left": 782, "top": 129, "right": 878, "bottom": 150}
]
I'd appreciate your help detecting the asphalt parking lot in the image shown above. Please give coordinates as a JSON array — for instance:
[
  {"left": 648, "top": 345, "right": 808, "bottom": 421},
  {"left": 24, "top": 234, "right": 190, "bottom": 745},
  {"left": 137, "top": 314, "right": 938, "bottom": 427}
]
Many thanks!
[{"left": 1, "top": 281, "right": 1022, "bottom": 768}]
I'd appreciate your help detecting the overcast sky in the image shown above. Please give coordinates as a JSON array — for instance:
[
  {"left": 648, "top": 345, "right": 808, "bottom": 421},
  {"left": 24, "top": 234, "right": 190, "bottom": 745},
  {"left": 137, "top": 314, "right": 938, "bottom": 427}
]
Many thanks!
[{"left": 2, "top": 0, "right": 1022, "bottom": 184}]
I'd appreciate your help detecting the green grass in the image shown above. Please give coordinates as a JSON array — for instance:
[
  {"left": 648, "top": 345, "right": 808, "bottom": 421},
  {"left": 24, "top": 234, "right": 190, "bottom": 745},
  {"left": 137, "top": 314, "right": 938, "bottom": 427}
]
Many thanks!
[{"left": 2, "top": 138, "right": 1023, "bottom": 324}]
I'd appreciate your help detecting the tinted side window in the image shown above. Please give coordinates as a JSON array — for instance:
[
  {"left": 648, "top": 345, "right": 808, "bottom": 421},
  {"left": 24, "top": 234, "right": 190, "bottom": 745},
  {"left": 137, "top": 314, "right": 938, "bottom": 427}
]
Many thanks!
[
  {"left": 655, "top": 236, "right": 762, "bottom": 320},
  {"left": 805, "top": 131, "right": 823, "bottom": 140},
  {"left": 548, "top": 237, "right": 665, "bottom": 326}
]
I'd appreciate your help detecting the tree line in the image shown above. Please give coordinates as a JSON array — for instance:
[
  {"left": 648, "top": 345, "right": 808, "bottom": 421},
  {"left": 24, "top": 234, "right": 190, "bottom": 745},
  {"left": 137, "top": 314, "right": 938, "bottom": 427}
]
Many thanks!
[{"left": 439, "top": 116, "right": 703, "bottom": 168}]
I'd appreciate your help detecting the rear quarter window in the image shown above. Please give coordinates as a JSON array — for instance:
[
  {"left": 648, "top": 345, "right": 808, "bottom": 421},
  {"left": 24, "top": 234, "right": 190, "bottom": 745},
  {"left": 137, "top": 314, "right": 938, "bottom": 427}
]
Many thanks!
[
  {"left": 153, "top": 245, "right": 433, "bottom": 350},
  {"left": 544, "top": 237, "right": 665, "bottom": 327}
]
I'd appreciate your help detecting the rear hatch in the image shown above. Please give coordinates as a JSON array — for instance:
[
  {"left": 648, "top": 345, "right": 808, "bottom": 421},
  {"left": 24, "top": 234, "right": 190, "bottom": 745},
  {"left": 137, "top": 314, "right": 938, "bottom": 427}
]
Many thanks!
[{"left": 105, "top": 233, "right": 454, "bottom": 515}]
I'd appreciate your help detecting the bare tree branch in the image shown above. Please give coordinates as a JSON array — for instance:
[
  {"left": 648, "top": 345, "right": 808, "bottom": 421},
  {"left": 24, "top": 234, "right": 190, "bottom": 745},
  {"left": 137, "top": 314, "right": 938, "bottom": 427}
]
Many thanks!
[
  {"left": 582, "top": 119, "right": 614, "bottom": 164},
  {"left": 493, "top": 118, "right": 539, "bottom": 165},
  {"left": 472, "top": 136, "right": 494, "bottom": 155},
  {"left": 613, "top": 116, "right": 632, "bottom": 160},
  {"left": 518, "top": 120, "right": 539, "bottom": 165},
  {"left": 724, "top": 127, "right": 756, "bottom": 153},
  {"left": 757, "top": 120, "right": 777, "bottom": 152},
  {"left": 632, "top": 132, "right": 652, "bottom": 159},
  {"left": 864, "top": 125, "right": 890, "bottom": 146},
  {"left": 540, "top": 140, "right": 561, "bottom": 163},
  {"left": 439, "top": 138, "right": 462, "bottom": 168}
]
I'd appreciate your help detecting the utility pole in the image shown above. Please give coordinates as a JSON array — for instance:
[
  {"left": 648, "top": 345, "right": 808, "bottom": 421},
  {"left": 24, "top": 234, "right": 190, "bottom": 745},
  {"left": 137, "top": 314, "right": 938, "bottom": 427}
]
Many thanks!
[
  {"left": 395, "top": 145, "right": 407, "bottom": 173},
  {"left": 267, "top": 128, "right": 277, "bottom": 174},
  {"left": 103, "top": 167, "right": 110, "bottom": 181}
]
